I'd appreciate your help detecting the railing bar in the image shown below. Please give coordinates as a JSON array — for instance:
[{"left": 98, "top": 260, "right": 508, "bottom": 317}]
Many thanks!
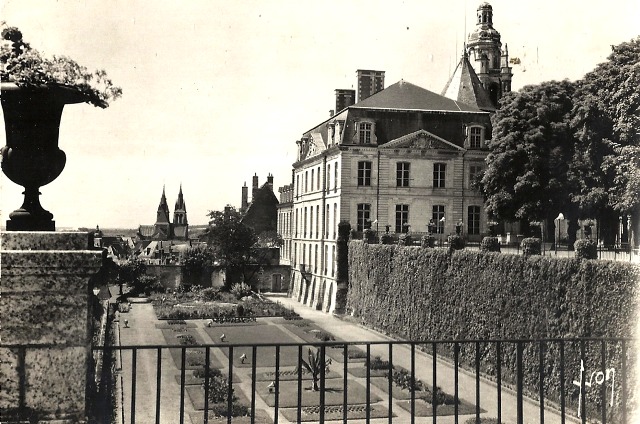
[
  {"left": 412, "top": 343, "right": 416, "bottom": 424},
  {"left": 432, "top": 342, "right": 437, "bottom": 424},
  {"left": 343, "top": 344, "right": 348, "bottom": 424},
  {"left": 388, "top": 343, "right": 393, "bottom": 424},
  {"left": 475, "top": 341, "right": 480, "bottom": 422},
  {"left": 366, "top": 344, "right": 371, "bottom": 424},
  {"left": 600, "top": 340, "right": 606, "bottom": 424},
  {"left": 179, "top": 347, "right": 185, "bottom": 424},
  {"left": 297, "top": 345, "right": 303, "bottom": 424},
  {"left": 18, "top": 347, "right": 26, "bottom": 420},
  {"left": 497, "top": 341, "right": 502, "bottom": 424},
  {"left": 560, "top": 340, "right": 565, "bottom": 424},
  {"left": 156, "top": 348, "right": 162, "bottom": 424},
  {"left": 621, "top": 340, "right": 627, "bottom": 424},
  {"left": 320, "top": 345, "right": 326, "bottom": 424},
  {"left": 274, "top": 346, "right": 280, "bottom": 424},
  {"left": 132, "top": 348, "right": 138, "bottom": 424},
  {"left": 580, "top": 340, "right": 586, "bottom": 424},
  {"left": 516, "top": 341, "right": 523, "bottom": 424},
  {"left": 204, "top": 347, "right": 210, "bottom": 424},
  {"left": 251, "top": 346, "right": 257, "bottom": 424},
  {"left": 539, "top": 341, "right": 544, "bottom": 424},
  {"left": 454, "top": 342, "right": 459, "bottom": 424},
  {"left": 228, "top": 346, "right": 234, "bottom": 424}
]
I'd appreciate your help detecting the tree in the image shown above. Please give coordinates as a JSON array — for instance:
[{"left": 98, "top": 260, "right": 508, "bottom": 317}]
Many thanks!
[
  {"left": 206, "top": 207, "right": 257, "bottom": 287},
  {"left": 569, "top": 37, "right": 640, "bottom": 244},
  {"left": 481, "top": 80, "right": 579, "bottom": 240},
  {"left": 115, "top": 257, "right": 146, "bottom": 295},
  {"left": 182, "top": 245, "right": 213, "bottom": 286}
]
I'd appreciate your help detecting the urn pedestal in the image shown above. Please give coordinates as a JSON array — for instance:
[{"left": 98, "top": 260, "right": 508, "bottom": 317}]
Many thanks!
[{"left": 0, "top": 232, "right": 102, "bottom": 422}]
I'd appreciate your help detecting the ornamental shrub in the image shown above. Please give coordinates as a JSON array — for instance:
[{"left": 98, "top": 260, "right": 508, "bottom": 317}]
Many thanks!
[
  {"left": 369, "top": 356, "right": 393, "bottom": 370},
  {"left": 574, "top": 239, "right": 597, "bottom": 259},
  {"left": 363, "top": 229, "right": 378, "bottom": 244},
  {"left": 480, "top": 236, "right": 501, "bottom": 252},
  {"left": 380, "top": 234, "right": 395, "bottom": 245},
  {"left": 420, "top": 235, "right": 435, "bottom": 248},
  {"left": 447, "top": 235, "right": 465, "bottom": 250},
  {"left": 521, "top": 237, "right": 541, "bottom": 256},
  {"left": 397, "top": 234, "right": 413, "bottom": 246},
  {"left": 201, "top": 287, "right": 221, "bottom": 301},
  {"left": 230, "top": 282, "right": 252, "bottom": 300}
]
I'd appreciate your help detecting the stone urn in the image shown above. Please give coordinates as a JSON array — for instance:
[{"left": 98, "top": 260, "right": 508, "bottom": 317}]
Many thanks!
[{"left": 1, "top": 82, "right": 87, "bottom": 231}]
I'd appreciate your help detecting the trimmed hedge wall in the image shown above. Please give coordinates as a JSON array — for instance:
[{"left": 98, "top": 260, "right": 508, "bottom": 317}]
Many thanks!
[{"left": 346, "top": 242, "right": 639, "bottom": 416}]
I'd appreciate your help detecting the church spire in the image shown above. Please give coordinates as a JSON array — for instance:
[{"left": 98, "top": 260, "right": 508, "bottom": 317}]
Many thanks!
[
  {"left": 156, "top": 186, "right": 170, "bottom": 224},
  {"left": 173, "top": 184, "right": 188, "bottom": 226}
]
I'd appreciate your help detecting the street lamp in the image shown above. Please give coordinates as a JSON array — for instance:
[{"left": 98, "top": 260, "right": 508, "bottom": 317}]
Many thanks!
[{"left": 439, "top": 216, "right": 446, "bottom": 247}]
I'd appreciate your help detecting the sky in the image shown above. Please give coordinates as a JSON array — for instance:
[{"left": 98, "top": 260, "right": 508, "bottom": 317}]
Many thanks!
[{"left": 1, "top": 0, "right": 638, "bottom": 229}]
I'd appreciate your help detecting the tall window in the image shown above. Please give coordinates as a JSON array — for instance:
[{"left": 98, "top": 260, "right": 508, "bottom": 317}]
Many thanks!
[
  {"left": 324, "top": 246, "right": 328, "bottom": 274},
  {"left": 317, "top": 166, "right": 320, "bottom": 190},
  {"left": 326, "top": 164, "right": 331, "bottom": 190},
  {"left": 395, "top": 204, "right": 409, "bottom": 233},
  {"left": 433, "top": 163, "right": 446, "bottom": 188},
  {"left": 305, "top": 171, "right": 308, "bottom": 192},
  {"left": 432, "top": 205, "right": 445, "bottom": 233},
  {"left": 468, "top": 206, "right": 481, "bottom": 235},
  {"left": 293, "top": 242, "right": 297, "bottom": 265},
  {"left": 334, "top": 163, "right": 338, "bottom": 192},
  {"left": 326, "top": 204, "right": 330, "bottom": 238},
  {"left": 396, "top": 162, "right": 410, "bottom": 187},
  {"left": 315, "top": 205, "right": 319, "bottom": 239},
  {"left": 359, "top": 122, "right": 372, "bottom": 143},
  {"left": 357, "top": 161, "right": 372, "bottom": 186},
  {"left": 470, "top": 127, "right": 482, "bottom": 148},
  {"left": 332, "top": 245, "right": 336, "bottom": 277},
  {"left": 304, "top": 207, "right": 307, "bottom": 237},
  {"left": 314, "top": 245, "right": 318, "bottom": 272},
  {"left": 311, "top": 169, "right": 314, "bottom": 191},
  {"left": 469, "top": 165, "right": 482, "bottom": 189},
  {"left": 309, "top": 207, "right": 313, "bottom": 238},
  {"left": 295, "top": 209, "right": 298, "bottom": 237},
  {"left": 356, "top": 203, "right": 371, "bottom": 231},
  {"left": 333, "top": 203, "right": 337, "bottom": 239},
  {"left": 296, "top": 175, "right": 300, "bottom": 197}
]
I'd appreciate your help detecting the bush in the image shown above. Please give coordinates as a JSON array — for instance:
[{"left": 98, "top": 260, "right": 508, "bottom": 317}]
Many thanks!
[
  {"left": 369, "top": 356, "right": 393, "bottom": 370},
  {"left": 574, "top": 239, "right": 597, "bottom": 259},
  {"left": 235, "top": 304, "right": 245, "bottom": 317},
  {"left": 521, "top": 237, "right": 541, "bottom": 256},
  {"left": 420, "top": 235, "right": 435, "bottom": 248},
  {"left": 363, "top": 229, "right": 377, "bottom": 244},
  {"left": 397, "top": 234, "right": 412, "bottom": 246},
  {"left": 391, "top": 368, "right": 423, "bottom": 392},
  {"left": 480, "top": 236, "right": 501, "bottom": 252},
  {"left": 230, "top": 282, "right": 252, "bottom": 300},
  {"left": 447, "top": 235, "right": 465, "bottom": 250},
  {"left": 201, "top": 287, "right": 221, "bottom": 301},
  {"left": 380, "top": 234, "right": 395, "bottom": 245}
]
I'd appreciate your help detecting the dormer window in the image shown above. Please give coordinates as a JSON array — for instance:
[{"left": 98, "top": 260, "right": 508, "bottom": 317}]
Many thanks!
[
  {"left": 466, "top": 125, "right": 485, "bottom": 149},
  {"left": 355, "top": 120, "right": 376, "bottom": 144},
  {"left": 359, "top": 122, "right": 372, "bottom": 143}
]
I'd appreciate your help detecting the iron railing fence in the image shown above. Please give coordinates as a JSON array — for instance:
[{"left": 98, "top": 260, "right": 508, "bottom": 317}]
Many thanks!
[{"left": 83, "top": 337, "right": 634, "bottom": 424}]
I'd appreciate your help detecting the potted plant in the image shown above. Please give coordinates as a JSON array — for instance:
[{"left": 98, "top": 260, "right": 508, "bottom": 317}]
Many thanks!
[{"left": 1, "top": 25, "right": 121, "bottom": 230}]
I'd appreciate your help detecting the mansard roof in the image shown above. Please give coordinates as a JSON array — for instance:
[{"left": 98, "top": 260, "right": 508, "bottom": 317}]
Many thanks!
[
  {"left": 352, "top": 80, "right": 482, "bottom": 112},
  {"left": 442, "top": 53, "right": 496, "bottom": 112}
]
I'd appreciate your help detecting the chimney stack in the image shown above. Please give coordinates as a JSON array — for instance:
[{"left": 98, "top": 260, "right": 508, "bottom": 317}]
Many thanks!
[
  {"left": 335, "top": 89, "right": 356, "bottom": 112},
  {"left": 267, "top": 173, "right": 274, "bottom": 188},
  {"left": 356, "top": 69, "right": 385, "bottom": 102},
  {"left": 241, "top": 182, "right": 248, "bottom": 212},
  {"left": 252, "top": 173, "right": 259, "bottom": 200}
]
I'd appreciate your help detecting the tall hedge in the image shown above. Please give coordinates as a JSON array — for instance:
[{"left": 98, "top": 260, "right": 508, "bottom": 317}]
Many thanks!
[{"left": 346, "top": 242, "right": 640, "bottom": 417}]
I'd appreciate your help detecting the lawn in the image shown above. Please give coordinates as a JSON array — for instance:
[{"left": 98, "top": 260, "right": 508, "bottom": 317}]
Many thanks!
[
  {"left": 256, "top": 379, "right": 381, "bottom": 408},
  {"left": 203, "top": 324, "right": 302, "bottom": 368}
]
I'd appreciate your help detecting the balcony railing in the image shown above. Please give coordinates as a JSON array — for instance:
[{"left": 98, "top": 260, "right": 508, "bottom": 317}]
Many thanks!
[{"left": 81, "top": 337, "right": 634, "bottom": 424}]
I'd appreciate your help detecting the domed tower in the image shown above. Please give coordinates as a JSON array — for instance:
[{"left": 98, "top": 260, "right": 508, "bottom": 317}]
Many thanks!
[{"left": 466, "top": 2, "right": 512, "bottom": 107}]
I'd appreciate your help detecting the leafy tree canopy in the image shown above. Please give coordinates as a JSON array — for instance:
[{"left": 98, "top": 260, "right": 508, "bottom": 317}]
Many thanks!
[
  {"left": 205, "top": 206, "right": 257, "bottom": 270},
  {"left": 482, "top": 79, "right": 578, "bottom": 223}
]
